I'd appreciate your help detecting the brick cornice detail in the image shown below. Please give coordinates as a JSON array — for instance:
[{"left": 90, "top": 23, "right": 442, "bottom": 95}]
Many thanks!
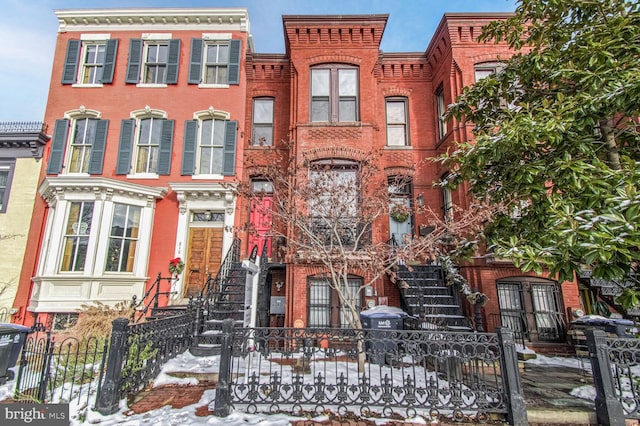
[
  {"left": 382, "top": 88, "right": 412, "bottom": 98},
  {"left": 250, "top": 89, "right": 277, "bottom": 98},
  {"left": 302, "top": 146, "right": 369, "bottom": 162},
  {"left": 469, "top": 52, "right": 514, "bottom": 65},
  {"left": 384, "top": 166, "right": 415, "bottom": 177},
  {"left": 307, "top": 54, "right": 362, "bottom": 66}
]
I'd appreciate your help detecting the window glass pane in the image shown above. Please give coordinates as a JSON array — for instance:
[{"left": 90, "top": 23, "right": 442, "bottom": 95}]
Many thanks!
[
  {"left": 110, "top": 204, "right": 126, "bottom": 237},
  {"left": 311, "top": 69, "right": 330, "bottom": 96},
  {"left": 206, "top": 45, "right": 219, "bottom": 63},
  {"left": 387, "top": 126, "right": 406, "bottom": 146},
  {"left": 251, "top": 180, "right": 274, "bottom": 193},
  {"left": 309, "top": 279, "right": 330, "bottom": 327},
  {"left": 201, "top": 120, "right": 213, "bottom": 146},
  {"left": 157, "top": 45, "right": 168, "bottom": 63},
  {"left": 253, "top": 127, "right": 272, "bottom": 146},
  {"left": 386, "top": 101, "right": 405, "bottom": 124},
  {"left": 475, "top": 69, "right": 495, "bottom": 81},
  {"left": 199, "top": 147, "right": 213, "bottom": 173},
  {"left": 254, "top": 99, "right": 273, "bottom": 124},
  {"left": 311, "top": 99, "right": 329, "bottom": 122},
  {"left": 211, "top": 147, "right": 223, "bottom": 173},
  {"left": 139, "top": 119, "right": 151, "bottom": 144},
  {"left": 339, "top": 99, "right": 356, "bottom": 121},
  {"left": 61, "top": 202, "right": 93, "bottom": 272},
  {"left": 106, "top": 204, "right": 141, "bottom": 272},
  {"left": 213, "top": 120, "right": 225, "bottom": 146},
  {"left": 338, "top": 69, "right": 357, "bottom": 96},
  {"left": 218, "top": 44, "right": 229, "bottom": 63}
]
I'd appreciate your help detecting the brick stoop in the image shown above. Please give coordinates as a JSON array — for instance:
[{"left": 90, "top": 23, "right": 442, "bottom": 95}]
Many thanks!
[{"left": 125, "top": 383, "right": 216, "bottom": 415}]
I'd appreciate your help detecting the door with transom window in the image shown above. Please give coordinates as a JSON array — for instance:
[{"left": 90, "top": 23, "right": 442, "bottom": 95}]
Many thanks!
[{"left": 184, "top": 212, "right": 224, "bottom": 298}]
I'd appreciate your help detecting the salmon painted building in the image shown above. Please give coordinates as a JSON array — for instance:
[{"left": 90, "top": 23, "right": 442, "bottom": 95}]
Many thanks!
[
  {"left": 12, "top": 8, "right": 252, "bottom": 328},
  {"left": 12, "top": 8, "right": 585, "bottom": 348}
]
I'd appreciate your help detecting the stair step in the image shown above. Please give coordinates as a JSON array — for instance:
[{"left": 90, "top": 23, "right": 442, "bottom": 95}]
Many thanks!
[{"left": 189, "top": 344, "right": 221, "bottom": 357}]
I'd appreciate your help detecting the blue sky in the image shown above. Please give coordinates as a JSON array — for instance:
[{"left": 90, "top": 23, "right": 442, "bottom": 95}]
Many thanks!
[{"left": 0, "top": 0, "right": 515, "bottom": 122}]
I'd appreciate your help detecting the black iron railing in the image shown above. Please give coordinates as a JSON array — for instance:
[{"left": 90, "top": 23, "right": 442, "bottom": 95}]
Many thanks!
[
  {"left": 201, "top": 237, "right": 241, "bottom": 303},
  {"left": 489, "top": 311, "right": 566, "bottom": 345},
  {"left": 213, "top": 323, "right": 528, "bottom": 424},
  {"left": 14, "top": 326, "right": 109, "bottom": 410},
  {"left": 130, "top": 272, "right": 176, "bottom": 323},
  {"left": 585, "top": 330, "right": 640, "bottom": 424}
]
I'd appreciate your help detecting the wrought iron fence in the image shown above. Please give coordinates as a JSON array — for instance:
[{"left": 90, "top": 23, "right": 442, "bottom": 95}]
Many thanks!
[
  {"left": 96, "top": 310, "right": 196, "bottom": 414},
  {"left": 214, "top": 322, "right": 527, "bottom": 424},
  {"left": 489, "top": 311, "right": 566, "bottom": 345},
  {"left": 585, "top": 329, "right": 640, "bottom": 424},
  {"left": 14, "top": 327, "right": 109, "bottom": 411}
]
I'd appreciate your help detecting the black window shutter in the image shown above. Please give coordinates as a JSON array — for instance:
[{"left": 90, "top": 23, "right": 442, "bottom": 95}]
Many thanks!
[
  {"left": 101, "top": 39, "right": 118, "bottom": 84},
  {"left": 165, "top": 39, "right": 180, "bottom": 84},
  {"left": 62, "top": 40, "right": 81, "bottom": 84},
  {"left": 188, "top": 38, "right": 203, "bottom": 84},
  {"left": 222, "top": 120, "right": 237, "bottom": 176},
  {"left": 88, "top": 119, "right": 108, "bottom": 174},
  {"left": 116, "top": 119, "right": 135, "bottom": 174},
  {"left": 157, "top": 120, "right": 174, "bottom": 175},
  {"left": 181, "top": 120, "right": 198, "bottom": 175},
  {"left": 47, "top": 119, "right": 69, "bottom": 174},
  {"left": 125, "top": 39, "right": 143, "bottom": 83},
  {"left": 227, "top": 39, "right": 241, "bottom": 85}
]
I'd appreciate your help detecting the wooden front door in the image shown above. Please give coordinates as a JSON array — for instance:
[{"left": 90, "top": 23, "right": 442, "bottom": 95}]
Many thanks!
[{"left": 184, "top": 227, "right": 224, "bottom": 298}]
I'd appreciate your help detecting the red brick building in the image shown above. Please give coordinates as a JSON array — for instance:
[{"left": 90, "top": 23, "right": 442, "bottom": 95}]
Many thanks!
[
  {"left": 12, "top": 8, "right": 581, "bottom": 345},
  {"left": 242, "top": 13, "right": 581, "bottom": 344}
]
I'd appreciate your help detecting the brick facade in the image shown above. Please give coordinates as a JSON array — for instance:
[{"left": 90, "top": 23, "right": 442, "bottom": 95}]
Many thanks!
[{"left": 11, "top": 8, "right": 580, "bottom": 335}]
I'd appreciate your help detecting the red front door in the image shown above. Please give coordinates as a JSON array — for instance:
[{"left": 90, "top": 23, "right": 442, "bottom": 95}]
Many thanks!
[{"left": 248, "top": 196, "right": 273, "bottom": 259}]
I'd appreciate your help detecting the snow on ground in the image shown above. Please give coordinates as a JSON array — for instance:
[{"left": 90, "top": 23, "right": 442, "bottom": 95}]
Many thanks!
[{"left": 1, "top": 348, "right": 636, "bottom": 424}]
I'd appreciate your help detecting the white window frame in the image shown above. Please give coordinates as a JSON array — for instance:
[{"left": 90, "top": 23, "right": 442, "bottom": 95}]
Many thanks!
[
  {"left": 128, "top": 108, "right": 167, "bottom": 179},
  {"left": 192, "top": 109, "right": 230, "bottom": 179},
  {"left": 31, "top": 177, "right": 166, "bottom": 313},
  {"left": 72, "top": 34, "right": 110, "bottom": 88},
  {"left": 63, "top": 108, "right": 102, "bottom": 175}
]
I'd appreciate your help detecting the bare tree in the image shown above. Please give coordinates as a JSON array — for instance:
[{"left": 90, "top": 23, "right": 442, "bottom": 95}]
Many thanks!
[{"left": 241, "top": 143, "right": 494, "bottom": 334}]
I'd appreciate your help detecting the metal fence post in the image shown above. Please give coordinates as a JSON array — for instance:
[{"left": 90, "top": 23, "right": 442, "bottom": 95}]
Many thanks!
[
  {"left": 584, "top": 329, "right": 625, "bottom": 426},
  {"left": 496, "top": 327, "right": 528, "bottom": 426},
  {"left": 95, "top": 318, "right": 129, "bottom": 415},
  {"left": 213, "top": 318, "right": 234, "bottom": 417}
]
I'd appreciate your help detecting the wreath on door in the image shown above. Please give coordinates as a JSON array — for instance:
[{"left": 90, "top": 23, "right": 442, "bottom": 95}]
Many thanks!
[{"left": 390, "top": 203, "right": 410, "bottom": 223}]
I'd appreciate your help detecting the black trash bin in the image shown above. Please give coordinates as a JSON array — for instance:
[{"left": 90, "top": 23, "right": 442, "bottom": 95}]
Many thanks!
[
  {"left": 0, "top": 323, "right": 31, "bottom": 384},
  {"left": 360, "top": 306, "right": 407, "bottom": 365}
]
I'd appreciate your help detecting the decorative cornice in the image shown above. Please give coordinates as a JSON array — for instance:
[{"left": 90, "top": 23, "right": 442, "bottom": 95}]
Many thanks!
[
  {"left": 169, "top": 182, "right": 237, "bottom": 214},
  {"left": 0, "top": 123, "right": 50, "bottom": 159},
  {"left": 55, "top": 8, "right": 250, "bottom": 33},
  {"left": 39, "top": 176, "right": 167, "bottom": 207}
]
